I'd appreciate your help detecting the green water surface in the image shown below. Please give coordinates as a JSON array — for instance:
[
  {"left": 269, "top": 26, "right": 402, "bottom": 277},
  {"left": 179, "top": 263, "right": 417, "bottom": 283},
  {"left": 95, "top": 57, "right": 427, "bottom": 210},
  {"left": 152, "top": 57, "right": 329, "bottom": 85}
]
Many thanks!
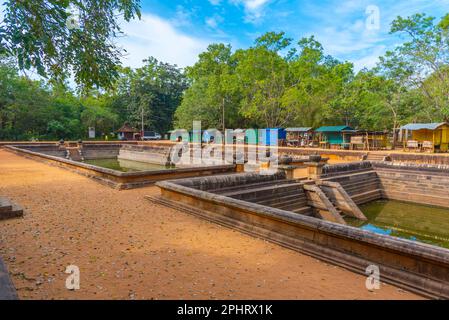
[
  {"left": 84, "top": 158, "right": 173, "bottom": 172},
  {"left": 345, "top": 200, "right": 449, "bottom": 249}
]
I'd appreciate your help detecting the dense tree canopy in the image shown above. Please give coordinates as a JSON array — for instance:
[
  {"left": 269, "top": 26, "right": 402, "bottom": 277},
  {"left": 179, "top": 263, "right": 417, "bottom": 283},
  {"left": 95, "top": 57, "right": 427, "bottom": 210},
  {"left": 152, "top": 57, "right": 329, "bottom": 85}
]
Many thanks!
[
  {"left": 0, "top": 56, "right": 186, "bottom": 140},
  {"left": 1, "top": 11, "right": 448, "bottom": 141},
  {"left": 176, "top": 13, "right": 449, "bottom": 132}
]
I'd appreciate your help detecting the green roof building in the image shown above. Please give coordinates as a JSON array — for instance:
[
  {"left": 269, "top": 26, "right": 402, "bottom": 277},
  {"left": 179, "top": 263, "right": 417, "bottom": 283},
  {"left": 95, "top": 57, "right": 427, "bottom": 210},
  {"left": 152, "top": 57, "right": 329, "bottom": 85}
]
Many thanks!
[{"left": 315, "top": 126, "right": 355, "bottom": 146}]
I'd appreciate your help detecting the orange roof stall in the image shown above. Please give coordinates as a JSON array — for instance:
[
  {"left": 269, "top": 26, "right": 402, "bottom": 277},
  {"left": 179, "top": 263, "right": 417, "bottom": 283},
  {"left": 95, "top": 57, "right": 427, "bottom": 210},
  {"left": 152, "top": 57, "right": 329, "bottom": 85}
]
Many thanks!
[
  {"left": 117, "top": 123, "right": 139, "bottom": 141},
  {"left": 400, "top": 123, "right": 449, "bottom": 152}
]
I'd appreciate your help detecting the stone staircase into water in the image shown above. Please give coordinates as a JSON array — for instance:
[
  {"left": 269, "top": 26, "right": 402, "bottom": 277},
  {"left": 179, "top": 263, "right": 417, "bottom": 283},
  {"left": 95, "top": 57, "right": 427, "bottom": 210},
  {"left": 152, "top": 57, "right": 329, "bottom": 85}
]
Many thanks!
[
  {"left": 325, "top": 170, "right": 383, "bottom": 205},
  {"left": 364, "top": 152, "right": 388, "bottom": 162},
  {"left": 209, "top": 180, "right": 314, "bottom": 216},
  {"left": 0, "top": 197, "right": 23, "bottom": 220},
  {"left": 65, "top": 147, "right": 84, "bottom": 161}
]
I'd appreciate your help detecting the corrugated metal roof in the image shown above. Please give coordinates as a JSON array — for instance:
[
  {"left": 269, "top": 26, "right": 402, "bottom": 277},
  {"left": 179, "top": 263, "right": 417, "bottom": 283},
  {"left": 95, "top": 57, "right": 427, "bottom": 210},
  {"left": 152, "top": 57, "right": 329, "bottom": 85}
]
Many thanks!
[
  {"left": 400, "top": 123, "right": 447, "bottom": 131},
  {"left": 285, "top": 127, "right": 313, "bottom": 132},
  {"left": 315, "top": 126, "right": 353, "bottom": 132}
]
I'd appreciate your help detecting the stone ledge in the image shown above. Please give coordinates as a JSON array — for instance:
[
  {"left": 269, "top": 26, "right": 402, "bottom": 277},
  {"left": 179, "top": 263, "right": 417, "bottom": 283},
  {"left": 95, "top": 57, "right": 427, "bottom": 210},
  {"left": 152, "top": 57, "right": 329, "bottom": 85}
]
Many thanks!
[
  {"left": 152, "top": 174, "right": 449, "bottom": 299},
  {"left": 0, "top": 257, "right": 18, "bottom": 300}
]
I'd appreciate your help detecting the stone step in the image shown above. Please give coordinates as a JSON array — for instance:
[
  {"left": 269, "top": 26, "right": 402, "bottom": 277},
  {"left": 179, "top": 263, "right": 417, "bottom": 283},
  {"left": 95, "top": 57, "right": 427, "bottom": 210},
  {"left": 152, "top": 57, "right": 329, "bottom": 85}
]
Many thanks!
[
  {"left": 256, "top": 195, "right": 308, "bottom": 207},
  {"left": 327, "top": 170, "right": 378, "bottom": 181},
  {"left": 0, "top": 197, "right": 13, "bottom": 214},
  {"left": 351, "top": 189, "right": 383, "bottom": 204},
  {"left": 208, "top": 180, "right": 294, "bottom": 194},
  {"left": 291, "top": 206, "right": 314, "bottom": 216},
  {"left": 343, "top": 181, "right": 381, "bottom": 195},
  {"left": 223, "top": 182, "right": 304, "bottom": 197},
  {"left": 336, "top": 175, "right": 379, "bottom": 186},
  {"left": 0, "top": 197, "right": 23, "bottom": 220},
  {"left": 273, "top": 201, "right": 310, "bottom": 212},
  {"left": 238, "top": 189, "right": 305, "bottom": 203},
  {"left": 340, "top": 178, "right": 380, "bottom": 190}
]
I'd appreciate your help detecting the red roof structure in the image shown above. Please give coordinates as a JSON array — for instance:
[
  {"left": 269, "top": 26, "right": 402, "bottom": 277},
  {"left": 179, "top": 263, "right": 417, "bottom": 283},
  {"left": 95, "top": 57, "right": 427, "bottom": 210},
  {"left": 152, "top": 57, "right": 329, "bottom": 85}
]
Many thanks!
[{"left": 117, "top": 123, "right": 139, "bottom": 133}]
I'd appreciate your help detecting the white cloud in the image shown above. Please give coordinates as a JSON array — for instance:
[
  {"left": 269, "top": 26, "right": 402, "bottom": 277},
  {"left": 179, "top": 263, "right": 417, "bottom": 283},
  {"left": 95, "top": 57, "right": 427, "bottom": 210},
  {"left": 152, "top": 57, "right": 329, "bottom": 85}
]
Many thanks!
[
  {"left": 352, "top": 45, "right": 386, "bottom": 71},
  {"left": 118, "top": 13, "right": 211, "bottom": 68},
  {"left": 206, "top": 17, "right": 219, "bottom": 29},
  {"left": 208, "top": 0, "right": 222, "bottom": 5},
  {"left": 232, "top": 0, "right": 271, "bottom": 23},
  {"left": 205, "top": 14, "right": 224, "bottom": 29}
]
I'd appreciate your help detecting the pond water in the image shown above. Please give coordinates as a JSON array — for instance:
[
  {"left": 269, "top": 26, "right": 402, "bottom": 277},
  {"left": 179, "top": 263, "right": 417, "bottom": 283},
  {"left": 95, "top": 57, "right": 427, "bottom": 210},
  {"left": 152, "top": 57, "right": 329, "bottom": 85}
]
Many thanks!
[
  {"left": 83, "top": 158, "right": 174, "bottom": 172},
  {"left": 345, "top": 200, "right": 449, "bottom": 249}
]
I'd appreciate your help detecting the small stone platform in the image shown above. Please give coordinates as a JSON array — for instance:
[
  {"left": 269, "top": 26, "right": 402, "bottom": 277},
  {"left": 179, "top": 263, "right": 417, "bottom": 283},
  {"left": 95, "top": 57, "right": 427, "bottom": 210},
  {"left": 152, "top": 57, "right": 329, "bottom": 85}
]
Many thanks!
[{"left": 0, "top": 197, "right": 23, "bottom": 220}]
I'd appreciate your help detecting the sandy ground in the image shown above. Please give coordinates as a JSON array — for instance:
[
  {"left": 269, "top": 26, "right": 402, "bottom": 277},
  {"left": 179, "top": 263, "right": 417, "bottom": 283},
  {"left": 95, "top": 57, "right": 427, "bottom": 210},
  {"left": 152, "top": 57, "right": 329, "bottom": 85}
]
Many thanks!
[{"left": 0, "top": 149, "right": 421, "bottom": 300}]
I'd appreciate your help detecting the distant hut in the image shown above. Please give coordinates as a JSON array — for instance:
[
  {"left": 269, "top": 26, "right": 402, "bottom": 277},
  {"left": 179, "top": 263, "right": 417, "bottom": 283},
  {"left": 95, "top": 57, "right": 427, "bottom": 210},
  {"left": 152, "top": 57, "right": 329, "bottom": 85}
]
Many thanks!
[
  {"left": 400, "top": 122, "right": 449, "bottom": 152},
  {"left": 117, "top": 123, "right": 139, "bottom": 141},
  {"left": 315, "top": 126, "right": 355, "bottom": 149},
  {"left": 349, "top": 130, "right": 389, "bottom": 150},
  {"left": 285, "top": 128, "right": 313, "bottom": 147}
]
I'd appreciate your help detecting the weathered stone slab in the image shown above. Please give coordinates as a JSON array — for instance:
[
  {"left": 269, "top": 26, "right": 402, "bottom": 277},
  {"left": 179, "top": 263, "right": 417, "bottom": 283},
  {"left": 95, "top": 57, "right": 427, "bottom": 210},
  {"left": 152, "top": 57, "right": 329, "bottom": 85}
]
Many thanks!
[
  {"left": 0, "top": 257, "right": 18, "bottom": 300},
  {"left": 0, "top": 197, "right": 23, "bottom": 220}
]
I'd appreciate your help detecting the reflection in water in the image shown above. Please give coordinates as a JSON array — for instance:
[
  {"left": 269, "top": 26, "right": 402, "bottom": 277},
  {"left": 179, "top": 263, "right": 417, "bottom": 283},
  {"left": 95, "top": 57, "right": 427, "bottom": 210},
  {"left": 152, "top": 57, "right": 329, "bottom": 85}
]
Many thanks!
[
  {"left": 345, "top": 200, "right": 449, "bottom": 249},
  {"left": 84, "top": 158, "right": 174, "bottom": 172}
]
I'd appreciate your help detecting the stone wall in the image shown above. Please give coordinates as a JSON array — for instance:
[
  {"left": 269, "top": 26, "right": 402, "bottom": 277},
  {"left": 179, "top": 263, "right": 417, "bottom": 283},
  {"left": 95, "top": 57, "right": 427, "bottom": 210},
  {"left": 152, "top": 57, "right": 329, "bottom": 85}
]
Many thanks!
[
  {"left": 17, "top": 145, "right": 66, "bottom": 158},
  {"left": 373, "top": 162, "right": 449, "bottom": 208},
  {"left": 118, "top": 144, "right": 172, "bottom": 165},
  {"left": 82, "top": 144, "right": 121, "bottom": 160},
  {"left": 152, "top": 176, "right": 449, "bottom": 298},
  {"left": 321, "top": 161, "right": 373, "bottom": 177},
  {"left": 173, "top": 171, "right": 286, "bottom": 191},
  {"left": 13, "top": 144, "right": 121, "bottom": 160}
]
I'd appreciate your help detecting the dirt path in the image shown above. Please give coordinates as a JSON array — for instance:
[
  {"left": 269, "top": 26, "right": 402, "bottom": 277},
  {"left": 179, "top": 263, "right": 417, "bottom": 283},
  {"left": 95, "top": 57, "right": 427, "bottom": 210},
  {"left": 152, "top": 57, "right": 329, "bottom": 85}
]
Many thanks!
[{"left": 0, "top": 149, "right": 421, "bottom": 300}]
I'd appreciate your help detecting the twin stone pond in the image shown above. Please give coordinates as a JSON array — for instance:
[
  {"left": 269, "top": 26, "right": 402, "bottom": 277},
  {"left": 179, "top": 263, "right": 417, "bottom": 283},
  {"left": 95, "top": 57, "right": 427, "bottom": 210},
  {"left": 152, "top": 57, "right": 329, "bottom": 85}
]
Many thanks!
[
  {"left": 8, "top": 143, "right": 449, "bottom": 250},
  {"left": 86, "top": 157, "right": 449, "bottom": 250}
]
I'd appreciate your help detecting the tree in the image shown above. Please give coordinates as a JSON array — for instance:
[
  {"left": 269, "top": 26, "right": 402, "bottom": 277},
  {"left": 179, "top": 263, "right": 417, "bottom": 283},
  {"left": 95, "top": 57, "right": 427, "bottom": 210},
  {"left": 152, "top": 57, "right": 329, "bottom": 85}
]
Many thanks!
[
  {"left": 80, "top": 96, "right": 118, "bottom": 138},
  {"left": 0, "top": 0, "right": 141, "bottom": 90},
  {"left": 232, "top": 33, "right": 294, "bottom": 128},
  {"left": 110, "top": 57, "right": 188, "bottom": 134},
  {"left": 175, "top": 44, "right": 241, "bottom": 130},
  {"left": 384, "top": 13, "right": 449, "bottom": 118}
]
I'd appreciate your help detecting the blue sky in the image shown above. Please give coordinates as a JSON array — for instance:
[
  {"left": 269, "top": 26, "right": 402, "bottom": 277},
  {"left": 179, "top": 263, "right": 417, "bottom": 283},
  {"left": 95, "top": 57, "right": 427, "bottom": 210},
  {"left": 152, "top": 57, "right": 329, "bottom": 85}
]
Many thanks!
[{"left": 118, "top": 0, "right": 449, "bottom": 71}]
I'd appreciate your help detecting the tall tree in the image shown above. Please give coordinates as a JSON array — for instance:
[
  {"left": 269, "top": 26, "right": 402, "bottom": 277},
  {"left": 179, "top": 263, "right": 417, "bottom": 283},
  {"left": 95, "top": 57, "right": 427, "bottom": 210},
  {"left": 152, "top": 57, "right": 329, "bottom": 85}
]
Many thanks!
[
  {"left": 175, "top": 44, "right": 241, "bottom": 130},
  {"left": 383, "top": 13, "right": 449, "bottom": 118},
  {"left": 0, "top": 0, "right": 141, "bottom": 90},
  {"left": 236, "top": 32, "right": 294, "bottom": 128},
  {"left": 111, "top": 58, "right": 188, "bottom": 134}
]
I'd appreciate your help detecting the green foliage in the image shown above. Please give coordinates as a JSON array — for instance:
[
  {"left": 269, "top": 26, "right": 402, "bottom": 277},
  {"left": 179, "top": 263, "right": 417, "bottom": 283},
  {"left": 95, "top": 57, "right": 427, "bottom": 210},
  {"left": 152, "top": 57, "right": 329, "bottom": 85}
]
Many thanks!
[
  {"left": 1, "top": 11, "right": 449, "bottom": 142},
  {"left": 174, "top": 13, "right": 449, "bottom": 132},
  {"left": 110, "top": 57, "right": 188, "bottom": 134},
  {"left": 383, "top": 13, "right": 449, "bottom": 119},
  {"left": 175, "top": 44, "right": 241, "bottom": 130},
  {"left": 0, "top": 0, "right": 141, "bottom": 91}
]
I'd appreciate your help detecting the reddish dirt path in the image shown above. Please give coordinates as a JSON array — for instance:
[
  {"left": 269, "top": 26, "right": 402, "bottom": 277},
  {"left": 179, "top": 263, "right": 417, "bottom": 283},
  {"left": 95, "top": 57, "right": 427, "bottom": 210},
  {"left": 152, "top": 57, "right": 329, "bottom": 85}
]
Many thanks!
[{"left": 0, "top": 150, "right": 421, "bottom": 300}]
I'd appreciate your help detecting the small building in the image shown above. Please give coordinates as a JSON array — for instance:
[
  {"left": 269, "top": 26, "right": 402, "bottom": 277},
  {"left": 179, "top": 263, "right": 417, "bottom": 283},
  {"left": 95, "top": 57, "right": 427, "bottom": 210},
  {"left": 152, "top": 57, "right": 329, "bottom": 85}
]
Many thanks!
[
  {"left": 315, "top": 126, "right": 355, "bottom": 149},
  {"left": 117, "top": 123, "right": 139, "bottom": 141},
  {"left": 349, "top": 130, "right": 389, "bottom": 150},
  {"left": 285, "top": 127, "right": 313, "bottom": 147},
  {"left": 400, "top": 122, "right": 449, "bottom": 152}
]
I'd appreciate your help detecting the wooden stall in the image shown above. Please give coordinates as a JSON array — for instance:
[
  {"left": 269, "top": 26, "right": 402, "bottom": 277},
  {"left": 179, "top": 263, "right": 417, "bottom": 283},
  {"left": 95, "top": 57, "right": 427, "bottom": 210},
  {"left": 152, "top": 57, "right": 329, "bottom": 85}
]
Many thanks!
[
  {"left": 315, "top": 126, "right": 355, "bottom": 149},
  {"left": 349, "top": 130, "right": 389, "bottom": 150},
  {"left": 285, "top": 127, "right": 313, "bottom": 147},
  {"left": 400, "top": 122, "right": 449, "bottom": 153}
]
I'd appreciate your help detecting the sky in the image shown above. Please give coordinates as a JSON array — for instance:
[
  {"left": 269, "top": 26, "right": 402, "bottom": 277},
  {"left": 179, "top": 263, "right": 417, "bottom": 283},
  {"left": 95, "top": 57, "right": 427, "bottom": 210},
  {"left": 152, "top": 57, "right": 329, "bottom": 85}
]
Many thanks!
[{"left": 117, "top": 0, "right": 449, "bottom": 71}]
